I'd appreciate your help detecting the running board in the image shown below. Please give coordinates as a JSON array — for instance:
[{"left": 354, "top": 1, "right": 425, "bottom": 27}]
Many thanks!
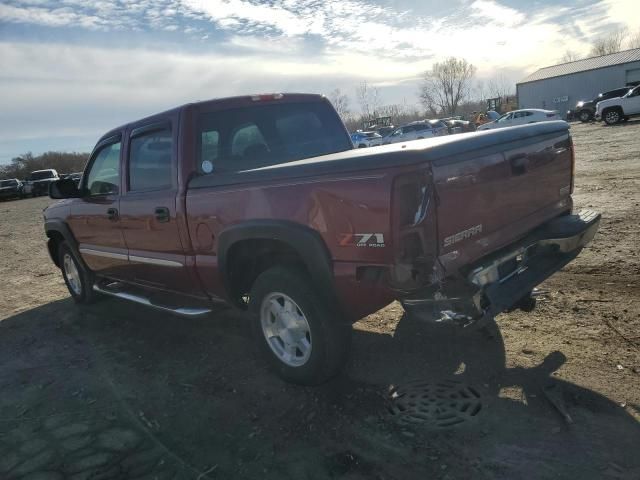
[{"left": 93, "top": 284, "right": 212, "bottom": 317}]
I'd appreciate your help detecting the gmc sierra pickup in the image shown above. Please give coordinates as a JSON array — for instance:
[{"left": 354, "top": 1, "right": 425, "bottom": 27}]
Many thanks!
[{"left": 44, "top": 93, "right": 600, "bottom": 384}]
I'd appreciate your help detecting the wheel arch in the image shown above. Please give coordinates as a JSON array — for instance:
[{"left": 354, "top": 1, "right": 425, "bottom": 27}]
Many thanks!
[
  {"left": 602, "top": 105, "right": 624, "bottom": 117},
  {"left": 217, "top": 220, "right": 335, "bottom": 310},
  {"left": 44, "top": 220, "right": 79, "bottom": 269}
]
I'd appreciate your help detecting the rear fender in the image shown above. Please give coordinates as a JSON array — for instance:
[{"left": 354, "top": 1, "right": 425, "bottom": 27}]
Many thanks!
[{"left": 217, "top": 220, "right": 337, "bottom": 307}]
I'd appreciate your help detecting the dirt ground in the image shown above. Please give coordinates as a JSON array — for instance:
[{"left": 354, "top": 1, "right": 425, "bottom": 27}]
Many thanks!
[{"left": 1, "top": 120, "right": 639, "bottom": 480}]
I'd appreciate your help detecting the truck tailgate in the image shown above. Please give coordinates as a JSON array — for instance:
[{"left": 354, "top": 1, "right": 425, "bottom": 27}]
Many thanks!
[{"left": 431, "top": 122, "right": 574, "bottom": 274}]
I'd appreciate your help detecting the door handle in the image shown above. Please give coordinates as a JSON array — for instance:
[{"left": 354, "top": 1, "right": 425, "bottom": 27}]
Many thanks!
[
  {"left": 154, "top": 207, "right": 170, "bottom": 223},
  {"left": 509, "top": 154, "right": 529, "bottom": 175},
  {"left": 107, "top": 207, "right": 119, "bottom": 221}
]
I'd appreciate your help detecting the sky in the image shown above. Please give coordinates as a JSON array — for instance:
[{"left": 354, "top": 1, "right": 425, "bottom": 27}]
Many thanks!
[{"left": 0, "top": 0, "right": 638, "bottom": 163}]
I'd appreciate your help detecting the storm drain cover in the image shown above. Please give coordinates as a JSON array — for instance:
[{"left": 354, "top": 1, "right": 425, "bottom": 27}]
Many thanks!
[{"left": 386, "top": 379, "right": 482, "bottom": 428}]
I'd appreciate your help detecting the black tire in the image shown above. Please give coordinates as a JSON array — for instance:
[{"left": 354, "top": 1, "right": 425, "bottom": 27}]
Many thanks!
[
  {"left": 603, "top": 108, "right": 622, "bottom": 125},
  {"left": 578, "top": 110, "right": 591, "bottom": 122},
  {"left": 58, "top": 241, "right": 97, "bottom": 304},
  {"left": 249, "top": 266, "right": 351, "bottom": 385}
]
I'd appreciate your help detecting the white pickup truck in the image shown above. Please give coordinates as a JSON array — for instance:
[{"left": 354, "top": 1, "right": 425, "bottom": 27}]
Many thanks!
[{"left": 596, "top": 85, "right": 640, "bottom": 125}]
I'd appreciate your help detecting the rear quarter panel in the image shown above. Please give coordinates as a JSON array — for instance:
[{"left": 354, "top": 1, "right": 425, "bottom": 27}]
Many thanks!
[{"left": 185, "top": 169, "right": 409, "bottom": 318}]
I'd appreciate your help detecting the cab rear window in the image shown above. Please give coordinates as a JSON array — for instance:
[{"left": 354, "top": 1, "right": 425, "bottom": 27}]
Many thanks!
[{"left": 198, "top": 101, "right": 351, "bottom": 173}]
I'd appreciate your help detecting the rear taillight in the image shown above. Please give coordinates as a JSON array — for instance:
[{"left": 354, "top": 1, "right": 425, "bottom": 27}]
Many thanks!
[
  {"left": 569, "top": 136, "right": 575, "bottom": 194},
  {"left": 391, "top": 172, "right": 437, "bottom": 289}
]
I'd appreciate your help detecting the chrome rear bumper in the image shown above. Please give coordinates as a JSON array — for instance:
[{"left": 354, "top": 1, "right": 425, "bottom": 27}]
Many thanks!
[{"left": 469, "top": 210, "right": 600, "bottom": 288}]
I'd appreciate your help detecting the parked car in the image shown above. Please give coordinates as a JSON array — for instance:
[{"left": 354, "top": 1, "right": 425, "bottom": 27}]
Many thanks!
[
  {"left": 595, "top": 85, "right": 640, "bottom": 125},
  {"left": 575, "top": 87, "right": 631, "bottom": 122},
  {"left": 28, "top": 169, "right": 60, "bottom": 196},
  {"left": 0, "top": 178, "right": 25, "bottom": 200},
  {"left": 426, "top": 119, "right": 450, "bottom": 136},
  {"left": 477, "top": 109, "right": 561, "bottom": 131},
  {"left": 21, "top": 179, "right": 34, "bottom": 197},
  {"left": 376, "top": 126, "right": 395, "bottom": 137},
  {"left": 69, "top": 172, "right": 83, "bottom": 186},
  {"left": 350, "top": 131, "right": 383, "bottom": 148},
  {"left": 444, "top": 118, "right": 475, "bottom": 134},
  {"left": 44, "top": 93, "right": 599, "bottom": 385},
  {"left": 383, "top": 121, "right": 439, "bottom": 144}
]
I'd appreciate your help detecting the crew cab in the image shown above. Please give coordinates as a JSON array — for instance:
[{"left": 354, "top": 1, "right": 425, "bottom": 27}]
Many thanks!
[
  {"left": 596, "top": 85, "right": 640, "bottom": 124},
  {"left": 29, "top": 169, "right": 60, "bottom": 196},
  {"left": 44, "top": 93, "right": 600, "bottom": 384}
]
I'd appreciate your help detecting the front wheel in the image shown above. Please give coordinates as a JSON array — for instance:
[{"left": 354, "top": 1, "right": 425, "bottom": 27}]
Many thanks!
[
  {"left": 58, "top": 241, "right": 97, "bottom": 304},
  {"left": 603, "top": 109, "right": 622, "bottom": 125},
  {"left": 579, "top": 110, "right": 591, "bottom": 122},
  {"left": 249, "top": 267, "right": 351, "bottom": 385}
]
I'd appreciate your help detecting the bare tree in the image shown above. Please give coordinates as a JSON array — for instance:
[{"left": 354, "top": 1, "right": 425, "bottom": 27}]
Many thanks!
[
  {"left": 487, "top": 74, "right": 514, "bottom": 100},
  {"left": 355, "top": 81, "right": 372, "bottom": 119},
  {"left": 419, "top": 57, "right": 476, "bottom": 116},
  {"left": 355, "top": 81, "right": 383, "bottom": 120},
  {"left": 561, "top": 50, "right": 581, "bottom": 63},
  {"left": 628, "top": 28, "right": 640, "bottom": 49},
  {"left": 590, "top": 28, "right": 627, "bottom": 56},
  {"left": 327, "top": 88, "right": 350, "bottom": 119}
]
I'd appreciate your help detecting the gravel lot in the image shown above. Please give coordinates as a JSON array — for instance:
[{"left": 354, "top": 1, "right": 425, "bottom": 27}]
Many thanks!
[{"left": 1, "top": 120, "right": 639, "bottom": 479}]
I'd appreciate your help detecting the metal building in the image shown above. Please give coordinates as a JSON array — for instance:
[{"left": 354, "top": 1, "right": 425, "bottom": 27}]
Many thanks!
[{"left": 517, "top": 48, "right": 640, "bottom": 116}]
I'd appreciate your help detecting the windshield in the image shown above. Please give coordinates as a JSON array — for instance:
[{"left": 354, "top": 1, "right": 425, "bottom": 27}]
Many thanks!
[
  {"left": 198, "top": 101, "right": 351, "bottom": 173},
  {"left": 623, "top": 86, "right": 638, "bottom": 98},
  {"left": 0, "top": 179, "right": 18, "bottom": 187},
  {"left": 30, "top": 171, "right": 55, "bottom": 180}
]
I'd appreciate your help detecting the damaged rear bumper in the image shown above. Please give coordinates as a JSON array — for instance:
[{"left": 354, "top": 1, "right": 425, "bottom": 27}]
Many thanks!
[{"left": 402, "top": 210, "right": 601, "bottom": 323}]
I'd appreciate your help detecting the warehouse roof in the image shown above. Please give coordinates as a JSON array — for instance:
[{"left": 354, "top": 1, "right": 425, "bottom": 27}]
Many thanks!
[{"left": 518, "top": 48, "right": 640, "bottom": 84}]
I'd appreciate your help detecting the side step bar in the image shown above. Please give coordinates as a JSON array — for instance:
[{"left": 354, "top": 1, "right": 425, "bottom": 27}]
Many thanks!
[{"left": 93, "top": 284, "right": 212, "bottom": 317}]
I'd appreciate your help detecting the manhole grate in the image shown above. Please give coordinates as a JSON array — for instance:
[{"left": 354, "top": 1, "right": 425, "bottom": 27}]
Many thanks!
[{"left": 386, "top": 379, "right": 482, "bottom": 428}]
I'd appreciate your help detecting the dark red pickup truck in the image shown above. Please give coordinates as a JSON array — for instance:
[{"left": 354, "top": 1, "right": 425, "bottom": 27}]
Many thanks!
[{"left": 44, "top": 93, "right": 600, "bottom": 384}]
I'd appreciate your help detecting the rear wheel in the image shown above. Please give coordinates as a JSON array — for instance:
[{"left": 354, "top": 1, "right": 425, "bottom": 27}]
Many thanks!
[
  {"left": 579, "top": 110, "right": 591, "bottom": 122},
  {"left": 603, "top": 108, "right": 622, "bottom": 125},
  {"left": 249, "top": 266, "right": 351, "bottom": 385},
  {"left": 58, "top": 241, "right": 97, "bottom": 304}
]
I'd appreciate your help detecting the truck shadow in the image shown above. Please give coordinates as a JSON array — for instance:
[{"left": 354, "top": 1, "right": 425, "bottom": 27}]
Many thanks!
[{"left": 0, "top": 298, "right": 639, "bottom": 479}]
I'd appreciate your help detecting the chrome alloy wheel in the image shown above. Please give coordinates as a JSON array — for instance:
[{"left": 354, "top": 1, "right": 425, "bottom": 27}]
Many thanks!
[
  {"left": 605, "top": 110, "right": 620, "bottom": 124},
  {"left": 260, "top": 292, "right": 312, "bottom": 367},
  {"left": 63, "top": 253, "right": 82, "bottom": 295}
]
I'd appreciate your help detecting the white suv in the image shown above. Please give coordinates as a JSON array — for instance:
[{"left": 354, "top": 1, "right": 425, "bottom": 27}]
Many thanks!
[{"left": 596, "top": 85, "right": 640, "bottom": 125}]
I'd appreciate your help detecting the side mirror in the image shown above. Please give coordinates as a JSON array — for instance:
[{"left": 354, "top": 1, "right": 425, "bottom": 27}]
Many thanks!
[{"left": 49, "top": 178, "right": 81, "bottom": 199}]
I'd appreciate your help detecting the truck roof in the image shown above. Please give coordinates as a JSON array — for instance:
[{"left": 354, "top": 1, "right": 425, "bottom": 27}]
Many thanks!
[{"left": 98, "top": 93, "right": 326, "bottom": 143}]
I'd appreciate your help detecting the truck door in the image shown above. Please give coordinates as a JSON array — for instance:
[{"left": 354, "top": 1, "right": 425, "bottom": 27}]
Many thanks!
[
  {"left": 68, "top": 135, "right": 129, "bottom": 278},
  {"left": 625, "top": 86, "right": 640, "bottom": 114},
  {"left": 117, "top": 121, "right": 196, "bottom": 294}
]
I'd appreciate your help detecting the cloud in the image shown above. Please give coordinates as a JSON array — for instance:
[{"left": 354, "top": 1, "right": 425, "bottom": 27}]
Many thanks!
[
  {"left": 0, "top": 40, "right": 432, "bottom": 145},
  {"left": 469, "top": 0, "right": 525, "bottom": 28},
  {"left": 2, "top": 0, "right": 640, "bottom": 161}
]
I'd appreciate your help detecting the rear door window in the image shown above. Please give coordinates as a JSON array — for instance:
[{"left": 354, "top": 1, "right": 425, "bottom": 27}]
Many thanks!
[{"left": 129, "top": 128, "right": 173, "bottom": 191}]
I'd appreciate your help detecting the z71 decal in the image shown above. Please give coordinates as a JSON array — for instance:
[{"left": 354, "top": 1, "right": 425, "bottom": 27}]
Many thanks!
[
  {"left": 443, "top": 224, "right": 483, "bottom": 247},
  {"left": 339, "top": 233, "right": 386, "bottom": 248}
]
